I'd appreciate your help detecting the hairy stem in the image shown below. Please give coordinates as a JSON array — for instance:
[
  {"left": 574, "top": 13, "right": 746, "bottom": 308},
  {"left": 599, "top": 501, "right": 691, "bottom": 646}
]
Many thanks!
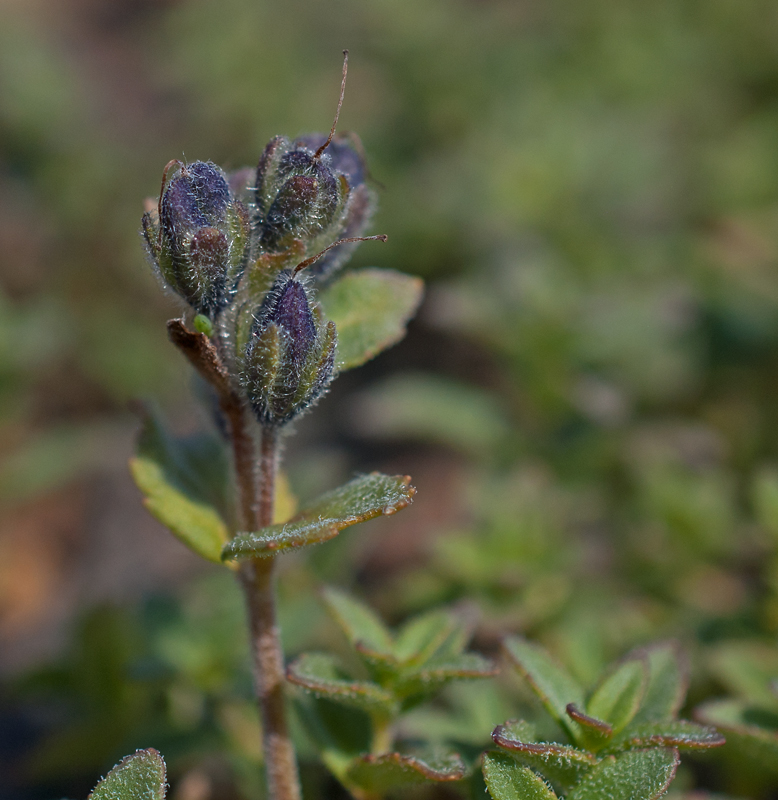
[
  {"left": 166, "top": 320, "right": 299, "bottom": 800},
  {"left": 242, "top": 425, "right": 300, "bottom": 800}
]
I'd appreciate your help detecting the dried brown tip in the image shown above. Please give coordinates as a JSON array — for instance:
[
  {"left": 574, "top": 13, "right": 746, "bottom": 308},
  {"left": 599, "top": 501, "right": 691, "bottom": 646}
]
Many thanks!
[
  {"left": 293, "top": 234, "right": 387, "bottom": 274},
  {"left": 314, "top": 50, "right": 349, "bottom": 161}
]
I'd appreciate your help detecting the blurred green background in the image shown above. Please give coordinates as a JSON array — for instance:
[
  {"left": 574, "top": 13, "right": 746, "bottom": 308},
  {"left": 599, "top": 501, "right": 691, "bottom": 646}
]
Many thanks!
[{"left": 2, "top": 0, "right": 778, "bottom": 797}]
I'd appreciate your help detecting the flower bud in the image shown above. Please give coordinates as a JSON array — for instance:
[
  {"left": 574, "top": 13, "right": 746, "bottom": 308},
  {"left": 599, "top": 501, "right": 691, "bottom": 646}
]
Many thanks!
[
  {"left": 242, "top": 270, "right": 336, "bottom": 427},
  {"left": 252, "top": 137, "right": 351, "bottom": 258},
  {"left": 142, "top": 160, "right": 249, "bottom": 319},
  {"left": 292, "top": 133, "right": 375, "bottom": 278}
]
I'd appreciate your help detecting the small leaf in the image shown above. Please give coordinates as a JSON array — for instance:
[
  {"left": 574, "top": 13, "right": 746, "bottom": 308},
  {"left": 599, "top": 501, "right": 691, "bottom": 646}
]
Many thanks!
[
  {"left": 287, "top": 653, "right": 398, "bottom": 715},
  {"left": 129, "top": 408, "right": 229, "bottom": 564},
  {"left": 587, "top": 656, "right": 648, "bottom": 733},
  {"left": 346, "top": 750, "right": 466, "bottom": 792},
  {"left": 318, "top": 267, "right": 423, "bottom": 370},
  {"left": 492, "top": 723, "right": 596, "bottom": 790},
  {"left": 605, "top": 720, "right": 725, "bottom": 753},
  {"left": 632, "top": 642, "right": 688, "bottom": 724},
  {"left": 349, "top": 373, "right": 511, "bottom": 457},
  {"left": 396, "top": 653, "right": 498, "bottom": 701},
  {"left": 394, "top": 610, "right": 458, "bottom": 663},
  {"left": 696, "top": 699, "right": 778, "bottom": 773},
  {"left": 293, "top": 695, "right": 372, "bottom": 783},
  {"left": 566, "top": 703, "right": 613, "bottom": 749},
  {"left": 504, "top": 637, "right": 585, "bottom": 736},
  {"left": 89, "top": 749, "right": 166, "bottom": 800},
  {"left": 323, "top": 586, "right": 394, "bottom": 655},
  {"left": 567, "top": 748, "right": 679, "bottom": 800},
  {"left": 483, "top": 752, "right": 559, "bottom": 800},
  {"left": 223, "top": 473, "right": 415, "bottom": 559}
]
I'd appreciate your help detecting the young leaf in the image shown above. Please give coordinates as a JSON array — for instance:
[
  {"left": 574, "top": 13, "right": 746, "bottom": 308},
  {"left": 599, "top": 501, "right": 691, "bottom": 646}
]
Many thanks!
[
  {"left": 89, "top": 749, "right": 167, "bottom": 800},
  {"left": 323, "top": 586, "right": 394, "bottom": 655},
  {"left": 587, "top": 656, "right": 648, "bottom": 733},
  {"left": 395, "top": 653, "right": 498, "bottom": 701},
  {"left": 346, "top": 750, "right": 466, "bottom": 792},
  {"left": 287, "top": 653, "right": 398, "bottom": 716},
  {"left": 394, "top": 610, "right": 458, "bottom": 664},
  {"left": 222, "top": 473, "right": 415, "bottom": 559},
  {"left": 318, "top": 267, "right": 423, "bottom": 371},
  {"left": 129, "top": 408, "right": 229, "bottom": 564},
  {"left": 604, "top": 720, "right": 725, "bottom": 753},
  {"left": 504, "top": 637, "right": 585, "bottom": 734},
  {"left": 492, "top": 723, "right": 597, "bottom": 790},
  {"left": 565, "top": 703, "right": 614, "bottom": 749},
  {"left": 696, "top": 699, "right": 778, "bottom": 773},
  {"left": 632, "top": 642, "right": 688, "bottom": 724},
  {"left": 567, "top": 748, "right": 680, "bottom": 800},
  {"left": 483, "top": 752, "right": 559, "bottom": 800}
]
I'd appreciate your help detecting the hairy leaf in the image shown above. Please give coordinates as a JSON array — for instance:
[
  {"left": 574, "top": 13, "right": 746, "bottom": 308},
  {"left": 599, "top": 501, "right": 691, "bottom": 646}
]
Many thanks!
[
  {"left": 396, "top": 653, "right": 498, "bottom": 701},
  {"left": 483, "top": 752, "right": 559, "bottom": 800},
  {"left": 632, "top": 643, "right": 688, "bottom": 724},
  {"left": 394, "top": 610, "right": 459, "bottom": 663},
  {"left": 347, "top": 750, "right": 466, "bottom": 792},
  {"left": 319, "top": 267, "right": 423, "bottom": 370},
  {"left": 129, "top": 408, "right": 229, "bottom": 564},
  {"left": 587, "top": 656, "right": 647, "bottom": 733},
  {"left": 567, "top": 748, "right": 679, "bottom": 800},
  {"left": 505, "top": 637, "right": 585, "bottom": 735},
  {"left": 323, "top": 586, "right": 394, "bottom": 655},
  {"left": 492, "top": 723, "right": 596, "bottom": 790},
  {"left": 605, "top": 720, "right": 725, "bottom": 753},
  {"left": 89, "top": 749, "right": 166, "bottom": 800},
  {"left": 287, "top": 653, "right": 398, "bottom": 715},
  {"left": 696, "top": 699, "right": 778, "bottom": 773},
  {"left": 222, "top": 473, "right": 415, "bottom": 559}
]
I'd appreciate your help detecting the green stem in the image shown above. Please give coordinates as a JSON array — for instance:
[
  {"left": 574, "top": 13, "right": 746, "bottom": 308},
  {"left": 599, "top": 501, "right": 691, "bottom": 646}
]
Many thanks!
[{"left": 370, "top": 713, "right": 394, "bottom": 755}]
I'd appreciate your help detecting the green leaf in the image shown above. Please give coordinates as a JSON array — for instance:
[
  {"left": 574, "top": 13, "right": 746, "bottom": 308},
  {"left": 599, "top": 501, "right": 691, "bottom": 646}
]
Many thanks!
[
  {"left": 483, "top": 752, "right": 559, "bottom": 800},
  {"left": 504, "top": 637, "right": 585, "bottom": 735},
  {"left": 492, "top": 722, "right": 596, "bottom": 790},
  {"left": 89, "top": 749, "right": 166, "bottom": 800},
  {"left": 394, "top": 610, "right": 458, "bottom": 663},
  {"left": 567, "top": 748, "right": 680, "bottom": 800},
  {"left": 565, "top": 703, "right": 614, "bottom": 749},
  {"left": 708, "top": 641, "right": 778, "bottom": 708},
  {"left": 129, "top": 408, "right": 229, "bottom": 564},
  {"left": 587, "top": 656, "right": 648, "bottom": 733},
  {"left": 319, "top": 267, "right": 423, "bottom": 370},
  {"left": 605, "top": 720, "right": 725, "bottom": 753},
  {"left": 632, "top": 643, "right": 687, "bottom": 724},
  {"left": 346, "top": 750, "right": 466, "bottom": 793},
  {"left": 349, "top": 373, "right": 511, "bottom": 457},
  {"left": 222, "top": 473, "right": 415, "bottom": 560},
  {"left": 396, "top": 653, "right": 498, "bottom": 701},
  {"left": 287, "top": 653, "right": 398, "bottom": 715},
  {"left": 696, "top": 699, "right": 778, "bottom": 773},
  {"left": 293, "top": 695, "right": 372, "bottom": 783},
  {"left": 323, "top": 586, "right": 394, "bottom": 655}
]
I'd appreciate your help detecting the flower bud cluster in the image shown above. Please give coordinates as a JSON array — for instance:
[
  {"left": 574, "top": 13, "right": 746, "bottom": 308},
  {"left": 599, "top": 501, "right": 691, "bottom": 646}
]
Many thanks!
[{"left": 142, "top": 133, "right": 373, "bottom": 428}]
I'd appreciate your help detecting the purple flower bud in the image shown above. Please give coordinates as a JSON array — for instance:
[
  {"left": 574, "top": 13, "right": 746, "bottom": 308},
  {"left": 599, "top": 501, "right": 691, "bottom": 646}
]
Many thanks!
[
  {"left": 142, "top": 160, "right": 249, "bottom": 319},
  {"left": 242, "top": 270, "right": 336, "bottom": 427},
  {"left": 252, "top": 138, "right": 347, "bottom": 258}
]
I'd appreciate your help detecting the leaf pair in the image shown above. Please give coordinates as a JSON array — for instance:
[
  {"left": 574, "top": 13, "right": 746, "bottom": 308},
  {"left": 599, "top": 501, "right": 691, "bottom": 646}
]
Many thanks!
[
  {"left": 130, "top": 410, "right": 415, "bottom": 565},
  {"left": 483, "top": 638, "right": 724, "bottom": 800},
  {"left": 289, "top": 589, "right": 496, "bottom": 796},
  {"left": 290, "top": 587, "right": 497, "bottom": 712}
]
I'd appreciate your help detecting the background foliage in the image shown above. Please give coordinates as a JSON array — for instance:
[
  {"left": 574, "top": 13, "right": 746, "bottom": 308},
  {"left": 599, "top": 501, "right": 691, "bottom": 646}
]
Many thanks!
[{"left": 2, "top": 0, "right": 778, "bottom": 798}]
